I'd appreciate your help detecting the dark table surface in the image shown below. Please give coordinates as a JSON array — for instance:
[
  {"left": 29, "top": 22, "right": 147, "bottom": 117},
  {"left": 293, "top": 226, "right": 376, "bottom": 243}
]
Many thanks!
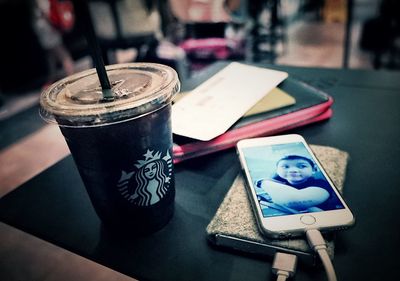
[{"left": 1, "top": 62, "right": 400, "bottom": 281}]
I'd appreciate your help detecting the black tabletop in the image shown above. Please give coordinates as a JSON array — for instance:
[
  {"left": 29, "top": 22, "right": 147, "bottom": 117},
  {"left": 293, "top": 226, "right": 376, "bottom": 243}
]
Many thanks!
[{"left": 1, "top": 62, "right": 400, "bottom": 281}]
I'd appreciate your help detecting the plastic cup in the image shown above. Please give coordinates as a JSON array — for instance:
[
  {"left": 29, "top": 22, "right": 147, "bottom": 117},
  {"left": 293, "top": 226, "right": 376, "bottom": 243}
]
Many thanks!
[{"left": 40, "top": 63, "right": 180, "bottom": 234}]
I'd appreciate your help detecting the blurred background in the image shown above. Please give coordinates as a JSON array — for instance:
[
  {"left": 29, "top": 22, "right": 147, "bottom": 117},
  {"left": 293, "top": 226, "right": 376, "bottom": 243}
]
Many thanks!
[{"left": 0, "top": 0, "right": 399, "bottom": 120}]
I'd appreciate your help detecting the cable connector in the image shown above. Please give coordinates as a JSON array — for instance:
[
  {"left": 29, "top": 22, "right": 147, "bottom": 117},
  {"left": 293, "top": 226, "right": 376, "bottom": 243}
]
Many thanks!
[
  {"left": 306, "top": 229, "right": 337, "bottom": 281},
  {"left": 306, "top": 228, "right": 328, "bottom": 251},
  {"left": 272, "top": 252, "right": 298, "bottom": 281}
]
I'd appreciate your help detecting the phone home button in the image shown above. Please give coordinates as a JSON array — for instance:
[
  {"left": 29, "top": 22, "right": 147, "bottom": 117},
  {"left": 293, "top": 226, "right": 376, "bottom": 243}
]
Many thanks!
[{"left": 300, "top": 215, "right": 316, "bottom": 225}]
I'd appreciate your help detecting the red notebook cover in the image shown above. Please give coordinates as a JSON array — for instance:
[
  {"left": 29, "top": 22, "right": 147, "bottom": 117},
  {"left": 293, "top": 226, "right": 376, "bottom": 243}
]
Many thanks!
[{"left": 172, "top": 64, "right": 333, "bottom": 164}]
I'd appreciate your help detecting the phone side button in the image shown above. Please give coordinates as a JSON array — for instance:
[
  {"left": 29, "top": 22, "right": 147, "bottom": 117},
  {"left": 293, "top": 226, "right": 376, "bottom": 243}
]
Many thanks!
[{"left": 300, "top": 215, "right": 316, "bottom": 225}]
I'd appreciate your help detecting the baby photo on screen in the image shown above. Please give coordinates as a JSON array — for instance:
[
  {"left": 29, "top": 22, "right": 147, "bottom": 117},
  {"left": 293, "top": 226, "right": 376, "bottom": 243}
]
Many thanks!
[{"left": 242, "top": 142, "right": 345, "bottom": 217}]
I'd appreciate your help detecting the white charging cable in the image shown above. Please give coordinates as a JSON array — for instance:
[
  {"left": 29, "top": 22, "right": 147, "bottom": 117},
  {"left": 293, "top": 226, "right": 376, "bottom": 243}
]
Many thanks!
[
  {"left": 271, "top": 252, "right": 298, "bottom": 281},
  {"left": 306, "top": 229, "right": 337, "bottom": 281},
  {"left": 271, "top": 229, "right": 338, "bottom": 281}
]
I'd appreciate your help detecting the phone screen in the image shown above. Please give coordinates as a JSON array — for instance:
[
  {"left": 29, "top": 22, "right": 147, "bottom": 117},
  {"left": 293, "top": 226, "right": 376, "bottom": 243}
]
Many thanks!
[{"left": 242, "top": 142, "right": 345, "bottom": 218}]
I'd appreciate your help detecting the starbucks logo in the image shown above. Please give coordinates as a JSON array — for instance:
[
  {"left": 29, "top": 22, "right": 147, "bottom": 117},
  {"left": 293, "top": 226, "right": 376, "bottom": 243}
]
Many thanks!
[{"left": 118, "top": 149, "right": 173, "bottom": 206}]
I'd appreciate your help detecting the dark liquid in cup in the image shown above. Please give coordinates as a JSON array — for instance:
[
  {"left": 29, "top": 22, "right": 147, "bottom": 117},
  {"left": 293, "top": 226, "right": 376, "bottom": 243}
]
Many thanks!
[
  {"left": 40, "top": 63, "right": 179, "bottom": 235},
  {"left": 60, "top": 104, "right": 175, "bottom": 234}
]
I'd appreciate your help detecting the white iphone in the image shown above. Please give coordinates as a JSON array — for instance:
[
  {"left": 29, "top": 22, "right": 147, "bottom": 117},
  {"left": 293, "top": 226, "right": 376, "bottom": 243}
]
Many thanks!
[{"left": 236, "top": 134, "right": 355, "bottom": 239}]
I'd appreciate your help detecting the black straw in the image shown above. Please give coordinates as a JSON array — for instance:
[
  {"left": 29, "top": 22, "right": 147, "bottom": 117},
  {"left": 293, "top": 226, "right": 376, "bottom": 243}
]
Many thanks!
[{"left": 72, "top": 0, "right": 113, "bottom": 100}]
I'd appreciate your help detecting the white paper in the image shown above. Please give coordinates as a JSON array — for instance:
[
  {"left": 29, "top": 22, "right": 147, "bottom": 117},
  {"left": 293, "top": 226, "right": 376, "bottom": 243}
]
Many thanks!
[{"left": 172, "top": 62, "right": 288, "bottom": 141}]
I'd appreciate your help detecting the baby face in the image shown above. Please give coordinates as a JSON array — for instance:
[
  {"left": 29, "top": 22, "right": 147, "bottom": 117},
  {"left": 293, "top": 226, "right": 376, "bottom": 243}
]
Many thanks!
[{"left": 276, "top": 159, "right": 314, "bottom": 185}]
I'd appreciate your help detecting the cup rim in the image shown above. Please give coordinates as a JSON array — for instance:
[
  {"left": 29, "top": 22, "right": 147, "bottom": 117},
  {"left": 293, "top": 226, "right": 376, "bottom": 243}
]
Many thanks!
[{"left": 40, "top": 63, "right": 180, "bottom": 127}]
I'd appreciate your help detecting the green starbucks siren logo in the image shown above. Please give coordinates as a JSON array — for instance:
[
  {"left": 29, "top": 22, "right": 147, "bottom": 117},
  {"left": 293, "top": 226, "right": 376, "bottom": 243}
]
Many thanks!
[{"left": 118, "top": 149, "right": 172, "bottom": 206}]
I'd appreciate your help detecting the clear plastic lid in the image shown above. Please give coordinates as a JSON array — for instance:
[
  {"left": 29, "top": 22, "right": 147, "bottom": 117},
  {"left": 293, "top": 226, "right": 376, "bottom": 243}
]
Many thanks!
[{"left": 40, "top": 63, "right": 180, "bottom": 127}]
